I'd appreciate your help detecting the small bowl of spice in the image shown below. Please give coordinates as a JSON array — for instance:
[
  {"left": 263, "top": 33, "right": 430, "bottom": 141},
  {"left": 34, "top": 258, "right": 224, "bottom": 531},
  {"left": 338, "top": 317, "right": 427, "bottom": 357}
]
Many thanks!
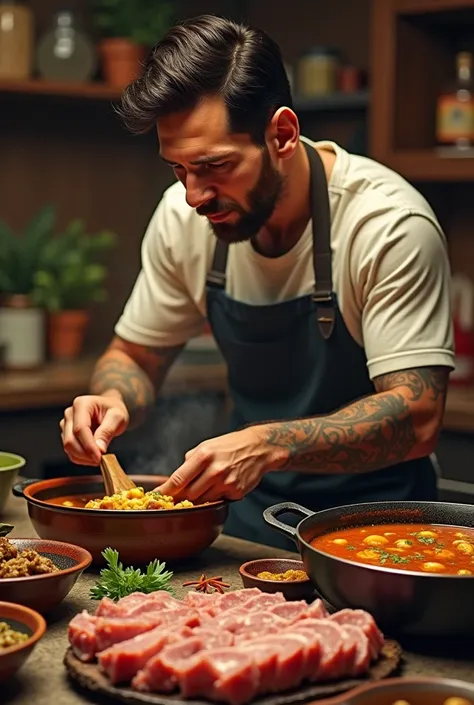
[
  {"left": 239, "top": 558, "right": 314, "bottom": 601},
  {"left": 0, "top": 601, "right": 46, "bottom": 682}
]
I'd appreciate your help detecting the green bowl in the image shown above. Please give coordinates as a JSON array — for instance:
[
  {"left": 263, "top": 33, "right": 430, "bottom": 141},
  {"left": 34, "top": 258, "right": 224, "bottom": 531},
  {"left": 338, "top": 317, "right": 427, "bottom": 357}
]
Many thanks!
[{"left": 0, "top": 453, "right": 26, "bottom": 515}]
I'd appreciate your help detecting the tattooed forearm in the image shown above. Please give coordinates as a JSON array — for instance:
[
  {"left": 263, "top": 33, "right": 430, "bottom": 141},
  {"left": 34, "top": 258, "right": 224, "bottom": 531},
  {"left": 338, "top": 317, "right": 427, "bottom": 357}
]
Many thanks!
[
  {"left": 90, "top": 339, "right": 184, "bottom": 427},
  {"left": 263, "top": 366, "right": 449, "bottom": 475}
]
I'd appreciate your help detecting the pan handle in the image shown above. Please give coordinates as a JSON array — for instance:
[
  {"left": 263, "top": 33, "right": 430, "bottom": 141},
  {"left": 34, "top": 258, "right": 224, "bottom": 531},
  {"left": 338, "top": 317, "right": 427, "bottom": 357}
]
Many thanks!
[
  {"left": 12, "top": 478, "right": 40, "bottom": 498},
  {"left": 263, "top": 502, "right": 315, "bottom": 542}
]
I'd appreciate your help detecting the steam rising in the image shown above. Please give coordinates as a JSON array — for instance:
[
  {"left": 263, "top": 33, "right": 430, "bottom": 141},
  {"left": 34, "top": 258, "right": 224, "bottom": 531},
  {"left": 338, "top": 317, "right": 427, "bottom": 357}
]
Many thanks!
[{"left": 128, "top": 394, "right": 228, "bottom": 477}]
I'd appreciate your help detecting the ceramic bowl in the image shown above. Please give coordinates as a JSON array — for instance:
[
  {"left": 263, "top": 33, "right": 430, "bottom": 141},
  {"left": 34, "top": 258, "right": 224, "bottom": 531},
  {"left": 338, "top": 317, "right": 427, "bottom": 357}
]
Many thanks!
[
  {"left": 239, "top": 558, "right": 314, "bottom": 600},
  {"left": 324, "top": 676, "right": 474, "bottom": 704},
  {"left": 13, "top": 475, "right": 229, "bottom": 565},
  {"left": 0, "top": 538, "right": 92, "bottom": 614},
  {"left": 0, "top": 452, "right": 25, "bottom": 515},
  {"left": 0, "top": 601, "right": 46, "bottom": 682}
]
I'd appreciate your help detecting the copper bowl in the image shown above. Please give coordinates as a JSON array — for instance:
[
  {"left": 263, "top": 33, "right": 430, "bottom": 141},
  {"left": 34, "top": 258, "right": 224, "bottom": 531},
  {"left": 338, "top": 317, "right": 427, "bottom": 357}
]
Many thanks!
[
  {"left": 13, "top": 475, "right": 229, "bottom": 566},
  {"left": 239, "top": 558, "right": 315, "bottom": 601},
  {"left": 0, "top": 601, "right": 46, "bottom": 682},
  {"left": 0, "top": 538, "right": 92, "bottom": 614},
  {"left": 322, "top": 676, "right": 474, "bottom": 704}
]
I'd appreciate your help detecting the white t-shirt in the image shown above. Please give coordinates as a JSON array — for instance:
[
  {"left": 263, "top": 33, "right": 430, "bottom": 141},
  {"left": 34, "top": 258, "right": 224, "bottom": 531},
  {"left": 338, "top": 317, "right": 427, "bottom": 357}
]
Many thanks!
[{"left": 115, "top": 139, "right": 454, "bottom": 380}]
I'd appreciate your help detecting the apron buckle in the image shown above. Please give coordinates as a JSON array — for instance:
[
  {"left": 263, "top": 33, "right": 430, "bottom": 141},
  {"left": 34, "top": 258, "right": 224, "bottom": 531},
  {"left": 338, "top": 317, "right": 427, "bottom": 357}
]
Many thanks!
[{"left": 312, "top": 291, "right": 336, "bottom": 340}]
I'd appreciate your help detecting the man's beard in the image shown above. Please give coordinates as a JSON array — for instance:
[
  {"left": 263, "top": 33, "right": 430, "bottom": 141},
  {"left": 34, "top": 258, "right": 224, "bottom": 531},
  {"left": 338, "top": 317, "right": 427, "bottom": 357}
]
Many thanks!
[{"left": 196, "top": 148, "right": 285, "bottom": 244}]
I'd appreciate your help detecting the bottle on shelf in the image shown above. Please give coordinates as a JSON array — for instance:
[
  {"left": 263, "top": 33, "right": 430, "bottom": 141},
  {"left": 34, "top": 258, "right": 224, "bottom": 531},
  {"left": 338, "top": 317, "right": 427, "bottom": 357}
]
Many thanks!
[
  {"left": 36, "top": 8, "right": 97, "bottom": 83},
  {"left": 436, "top": 51, "right": 474, "bottom": 153},
  {"left": 0, "top": 0, "right": 34, "bottom": 80}
]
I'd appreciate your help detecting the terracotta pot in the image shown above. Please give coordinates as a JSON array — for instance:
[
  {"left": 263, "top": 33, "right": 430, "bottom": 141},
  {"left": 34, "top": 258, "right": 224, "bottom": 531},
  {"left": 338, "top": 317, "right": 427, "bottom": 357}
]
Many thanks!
[
  {"left": 324, "top": 676, "right": 474, "bottom": 704},
  {"left": 0, "top": 294, "right": 45, "bottom": 369},
  {"left": 12, "top": 475, "right": 229, "bottom": 566},
  {"left": 48, "top": 309, "right": 89, "bottom": 361},
  {"left": 0, "top": 538, "right": 92, "bottom": 614},
  {"left": 0, "top": 601, "right": 46, "bottom": 683},
  {"left": 99, "top": 38, "right": 146, "bottom": 88}
]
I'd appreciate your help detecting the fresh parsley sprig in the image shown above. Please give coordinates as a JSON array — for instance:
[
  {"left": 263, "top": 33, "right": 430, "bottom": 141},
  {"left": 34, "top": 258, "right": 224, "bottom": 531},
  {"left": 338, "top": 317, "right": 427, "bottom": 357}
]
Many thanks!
[{"left": 90, "top": 547, "right": 174, "bottom": 601}]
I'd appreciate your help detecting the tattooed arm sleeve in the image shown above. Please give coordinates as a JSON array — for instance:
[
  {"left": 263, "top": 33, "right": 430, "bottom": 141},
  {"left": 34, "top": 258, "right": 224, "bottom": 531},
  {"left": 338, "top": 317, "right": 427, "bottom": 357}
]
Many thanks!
[
  {"left": 262, "top": 367, "right": 449, "bottom": 474},
  {"left": 90, "top": 336, "right": 184, "bottom": 428}
]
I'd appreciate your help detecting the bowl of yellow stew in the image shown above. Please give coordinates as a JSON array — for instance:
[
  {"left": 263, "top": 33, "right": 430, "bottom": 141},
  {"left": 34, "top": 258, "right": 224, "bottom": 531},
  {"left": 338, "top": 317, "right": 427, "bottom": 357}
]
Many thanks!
[
  {"left": 325, "top": 676, "right": 474, "bottom": 705},
  {"left": 263, "top": 500, "right": 474, "bottom": 638},
  {"left": 12, "top": 475, "right": 229, "bottom": 566}
]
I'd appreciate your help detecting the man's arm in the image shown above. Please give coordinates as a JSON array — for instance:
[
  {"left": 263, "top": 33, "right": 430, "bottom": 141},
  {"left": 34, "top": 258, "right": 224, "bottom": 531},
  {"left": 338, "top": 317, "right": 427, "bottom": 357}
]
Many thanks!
[
  {"left": 90, "top": 336, "right": 184, "bottom": 428},
  {"left": 262, "top": 366, "right": 449, "bottom": 474}
]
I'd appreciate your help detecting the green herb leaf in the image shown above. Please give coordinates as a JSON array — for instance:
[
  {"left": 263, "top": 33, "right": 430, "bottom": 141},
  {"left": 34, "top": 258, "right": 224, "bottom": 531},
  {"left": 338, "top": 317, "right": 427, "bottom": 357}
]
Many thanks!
[{"left": 90, "top": 548, "right": 174, "bottom": 601}]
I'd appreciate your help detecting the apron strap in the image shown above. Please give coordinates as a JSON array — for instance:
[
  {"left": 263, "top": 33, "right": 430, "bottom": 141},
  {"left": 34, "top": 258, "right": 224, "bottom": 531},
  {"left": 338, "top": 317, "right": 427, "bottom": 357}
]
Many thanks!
[
  {"left": 206, "top": 239, "right": 228, "bottom": 288},
  {"left": 303, "top": 141, "right": 336, "bottom": 340},
  {"left": 206, "top": 142, "right": 336, "bottom": 339}
]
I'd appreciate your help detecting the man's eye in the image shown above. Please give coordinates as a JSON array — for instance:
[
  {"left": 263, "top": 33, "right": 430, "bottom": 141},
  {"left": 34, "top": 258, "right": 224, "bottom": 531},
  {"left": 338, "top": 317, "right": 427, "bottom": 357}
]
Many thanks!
[
  {"left": 211, "top": 161, "right": 229, "bottom": 170},
  {"left": 170, "top": 163, "right": 183, "bottom": 170}
]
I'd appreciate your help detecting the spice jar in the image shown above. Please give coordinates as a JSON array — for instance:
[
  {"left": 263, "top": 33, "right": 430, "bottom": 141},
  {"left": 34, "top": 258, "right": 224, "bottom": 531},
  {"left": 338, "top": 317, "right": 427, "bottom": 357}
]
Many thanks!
[
  {"left": 0, "top": 0, "right": 34, "bottom": 80},
  {"left": 297, "top": 47, "right": 339, "bottom": 97}
]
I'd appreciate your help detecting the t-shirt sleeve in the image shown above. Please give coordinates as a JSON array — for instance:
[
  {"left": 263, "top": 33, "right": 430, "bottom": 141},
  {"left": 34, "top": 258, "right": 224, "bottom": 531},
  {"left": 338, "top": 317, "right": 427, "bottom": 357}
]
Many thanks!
[
  {"left": 114, "top": 192, "right": 206, "bottom": 347},
  {"left": 354, "top": 212, "right": 455, "bottom": 379}
]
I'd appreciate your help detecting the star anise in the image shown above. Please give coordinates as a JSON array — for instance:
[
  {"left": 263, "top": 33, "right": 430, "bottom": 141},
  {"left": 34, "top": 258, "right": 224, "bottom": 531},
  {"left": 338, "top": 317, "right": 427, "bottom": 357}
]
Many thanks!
[{"left": 182, "top": 573, "right": 230, "bottom": 594}]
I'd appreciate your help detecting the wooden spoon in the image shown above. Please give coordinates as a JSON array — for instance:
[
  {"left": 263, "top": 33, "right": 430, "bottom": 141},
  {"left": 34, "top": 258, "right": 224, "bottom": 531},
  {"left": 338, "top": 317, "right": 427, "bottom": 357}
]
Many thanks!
[{"left": 100, "top": 454, "right": 137, "bottom": 496}]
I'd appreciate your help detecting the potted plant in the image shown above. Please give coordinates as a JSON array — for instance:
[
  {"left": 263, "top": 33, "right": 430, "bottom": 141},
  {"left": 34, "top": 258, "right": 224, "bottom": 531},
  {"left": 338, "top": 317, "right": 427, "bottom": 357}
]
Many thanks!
[
  {"left": 33, "top": 220, "right": 116, "bottom": 361},
  {"left": 90, "top": 0, "right": 174, "bottom": 88},
  {"left": 0, "top": 205, "right": 55, "bottom": 369}
]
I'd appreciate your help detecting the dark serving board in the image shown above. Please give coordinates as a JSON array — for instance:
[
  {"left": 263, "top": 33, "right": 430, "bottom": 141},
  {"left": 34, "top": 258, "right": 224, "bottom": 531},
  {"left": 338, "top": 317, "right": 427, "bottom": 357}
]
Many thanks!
[{"left": 64, "top": 640, "right": 402, "bottom": 705}]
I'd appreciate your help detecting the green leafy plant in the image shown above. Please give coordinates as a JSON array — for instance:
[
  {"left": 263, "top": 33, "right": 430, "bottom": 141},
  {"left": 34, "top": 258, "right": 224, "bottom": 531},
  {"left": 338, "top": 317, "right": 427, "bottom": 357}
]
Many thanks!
[
  {"left": 33, "top": 220, "right": 116, "bottom": 312},
  {"left": 0, "top": 205, "right": 56, "bottom": 298},
  {"left": 91, "top": 0, "right": 175, "bottom": 47},
  {"left": 90, "top": 548, "right": 174, "bottom": 601}
]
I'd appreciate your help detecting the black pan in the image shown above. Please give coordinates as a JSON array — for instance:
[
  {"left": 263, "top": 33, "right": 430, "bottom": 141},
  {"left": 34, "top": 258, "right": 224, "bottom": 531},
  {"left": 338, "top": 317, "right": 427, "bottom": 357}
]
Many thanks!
[{"left": 263, "top": 500, "right": 474, "bottom": 637}]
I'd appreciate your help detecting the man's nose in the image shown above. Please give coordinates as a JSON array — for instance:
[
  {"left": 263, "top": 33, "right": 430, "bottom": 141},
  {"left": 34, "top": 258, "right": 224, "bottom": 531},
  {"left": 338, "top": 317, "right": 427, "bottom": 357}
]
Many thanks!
[{"left": 184, "top": 174, "right": 215, "bottom": 209}]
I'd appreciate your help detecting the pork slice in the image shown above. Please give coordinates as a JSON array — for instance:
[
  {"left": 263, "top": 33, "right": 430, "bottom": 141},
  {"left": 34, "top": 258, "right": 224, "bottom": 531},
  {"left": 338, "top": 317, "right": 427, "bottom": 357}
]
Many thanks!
[
  {"left": 281, "top": 626, "right": 322, "bottom": 681},
  {"left": 242, "top": 592, "right": 286, "bottom": 612},
  {"left": 68, "top": 611, "right": 98, "bottom": 662},
  {"left": 289, "top": 619, "right": 345, "bottom": 681},
  {"left": 248, "top": 635, "right": 306, "bottom": 692},
  {"left": 211, "top": 588, "right": 262, "bottom": 614},
  {"left": 204, "top": 648, "right": 260, "bottom": 705},
  {"left": 98, "top": 625, "right": 180, "bottom": 684},
  {"left": 95, "top": 613, "right": 163, "bottom": 652},
  {"left": 132, "top": 636, "right": 205, "bottom": 693},
  {"left": 191, "top": 627, "right": 234, "bottom": 648},
  {"left": 340, "top": 625, "right": 371, "bottom": 676},
  {"left": 184, "top": 591, "right": 222, "bottom": 615},
  {"left": 233, "top": 611, "right": 287, "bottom": 640},
  {"left": 95, "top": 596, "right": 122, "bottom": 617},
  {"left": 146, "top": 590, "right": 183, "bottom": 610},
  {"left": 269, "top": 601, "right": 308, "bottom": 622},
  {"left": 330, "top": 609, "right": 384, "bottom": 660},
  {"left": 156, "top": 606, "right": 200, "bottom": 628},
  {"left": 240, "top": 643, "right": 279, "bottom": 694},
  {"left": 301, "top": 599, "right": 329, "bottom": 620},
  {"left": 95, "top": 593, "right": 155, "bottom": 618}
]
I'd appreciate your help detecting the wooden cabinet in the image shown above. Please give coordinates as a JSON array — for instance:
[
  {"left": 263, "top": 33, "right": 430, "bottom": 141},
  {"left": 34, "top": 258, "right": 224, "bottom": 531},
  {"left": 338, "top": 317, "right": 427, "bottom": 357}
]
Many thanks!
[{"left": 370, "top": 0, "right": 474, "bottom": 181}]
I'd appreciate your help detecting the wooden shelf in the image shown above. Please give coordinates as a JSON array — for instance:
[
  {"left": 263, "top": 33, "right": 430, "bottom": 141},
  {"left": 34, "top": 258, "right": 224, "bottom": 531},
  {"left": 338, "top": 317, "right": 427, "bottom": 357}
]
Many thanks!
[
  {"left": 0, "top": 79, "right": 123, "bottom": 100},
  {"left": 294, "top": 90, "right": 370, "bottom": 112},
  {"left": 444, "top": 385, "right": 474, "bottom": 434},
  {"left": 383, "top": 149, "right": 474, "bottom": 181}
]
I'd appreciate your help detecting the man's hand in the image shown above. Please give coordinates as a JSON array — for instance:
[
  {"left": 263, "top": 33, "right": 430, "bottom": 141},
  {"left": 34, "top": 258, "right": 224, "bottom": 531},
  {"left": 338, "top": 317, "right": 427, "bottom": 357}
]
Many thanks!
[
  {"left": 156, "top": 427, "right": 283, "bottom": 503},
  {"left": 60, "top": 393, "right": 130, "bottom": 466}
]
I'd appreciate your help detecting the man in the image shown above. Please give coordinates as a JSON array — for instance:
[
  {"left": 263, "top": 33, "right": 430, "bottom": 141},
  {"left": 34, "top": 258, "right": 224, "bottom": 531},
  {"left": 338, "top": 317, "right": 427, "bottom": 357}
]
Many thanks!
[{"left": 60, "top": 15, "right": 454, "bottom": 549}]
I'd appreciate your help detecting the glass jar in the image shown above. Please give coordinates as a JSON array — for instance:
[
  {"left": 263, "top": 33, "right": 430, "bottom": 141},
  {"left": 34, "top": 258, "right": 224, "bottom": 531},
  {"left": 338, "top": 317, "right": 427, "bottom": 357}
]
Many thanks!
[
  {"left": 297, "top": 47, "right": 339, "bottom": 97},
  {"left": 0, "top": 1, "right": 34, "bottom": 80},
  {"left": 36, "top": 8, "right": 97, "bottom": 82}
]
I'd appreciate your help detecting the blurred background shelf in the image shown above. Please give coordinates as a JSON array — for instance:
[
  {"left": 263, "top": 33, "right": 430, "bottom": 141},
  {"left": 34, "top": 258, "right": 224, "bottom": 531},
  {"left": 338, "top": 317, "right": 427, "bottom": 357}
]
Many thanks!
[
  {"left": 293, "top": 90, "right": 370, "bottom": 112},
  {"left": 0, "top": 78, "right": 123, "bottom": 100}
]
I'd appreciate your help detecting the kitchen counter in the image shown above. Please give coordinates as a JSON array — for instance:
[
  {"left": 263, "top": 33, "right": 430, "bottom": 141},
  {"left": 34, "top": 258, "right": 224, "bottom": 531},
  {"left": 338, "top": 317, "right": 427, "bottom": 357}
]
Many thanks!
[{"left": 2, "top": 494, "right": 473, "bottom": 704}]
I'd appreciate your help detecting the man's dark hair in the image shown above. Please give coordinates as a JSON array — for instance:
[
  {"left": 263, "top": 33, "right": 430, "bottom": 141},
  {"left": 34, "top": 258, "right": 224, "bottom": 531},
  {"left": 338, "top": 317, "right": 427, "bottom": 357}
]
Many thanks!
[{"left": 118, "top": 14, "right": 293, "bottom": 144}]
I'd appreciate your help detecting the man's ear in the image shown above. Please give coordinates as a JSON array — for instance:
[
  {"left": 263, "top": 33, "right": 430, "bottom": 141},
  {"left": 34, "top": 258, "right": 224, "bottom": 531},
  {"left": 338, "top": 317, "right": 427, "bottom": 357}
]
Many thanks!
[{"left": 266, "top": 107, "right": 300, "bottom": 161}]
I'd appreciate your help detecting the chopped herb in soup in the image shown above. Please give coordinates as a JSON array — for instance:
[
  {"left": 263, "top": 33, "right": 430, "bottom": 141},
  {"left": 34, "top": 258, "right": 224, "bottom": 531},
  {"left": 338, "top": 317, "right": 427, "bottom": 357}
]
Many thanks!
[{"left": 310, "top": 523, "right": 474, "bottom": 575}]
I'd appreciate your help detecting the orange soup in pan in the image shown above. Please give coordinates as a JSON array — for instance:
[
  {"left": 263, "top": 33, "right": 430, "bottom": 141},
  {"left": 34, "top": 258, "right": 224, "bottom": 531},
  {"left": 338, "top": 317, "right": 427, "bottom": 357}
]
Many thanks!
[{"left": 310, "top": 523, "right": 474, "bottom": 575}]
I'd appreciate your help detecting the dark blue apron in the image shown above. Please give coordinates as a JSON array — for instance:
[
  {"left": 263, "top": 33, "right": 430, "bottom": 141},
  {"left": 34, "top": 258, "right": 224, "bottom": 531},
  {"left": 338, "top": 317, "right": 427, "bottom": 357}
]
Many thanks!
[{"left": 205, "top": 142, "right": 436, "bottom": 551}]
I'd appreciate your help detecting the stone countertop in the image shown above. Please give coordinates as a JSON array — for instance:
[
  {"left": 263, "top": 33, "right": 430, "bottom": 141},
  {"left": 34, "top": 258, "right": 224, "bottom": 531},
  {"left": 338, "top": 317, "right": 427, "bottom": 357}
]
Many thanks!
[{"left": 2, "top": 495, "right": 473, "bottom": 704}]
